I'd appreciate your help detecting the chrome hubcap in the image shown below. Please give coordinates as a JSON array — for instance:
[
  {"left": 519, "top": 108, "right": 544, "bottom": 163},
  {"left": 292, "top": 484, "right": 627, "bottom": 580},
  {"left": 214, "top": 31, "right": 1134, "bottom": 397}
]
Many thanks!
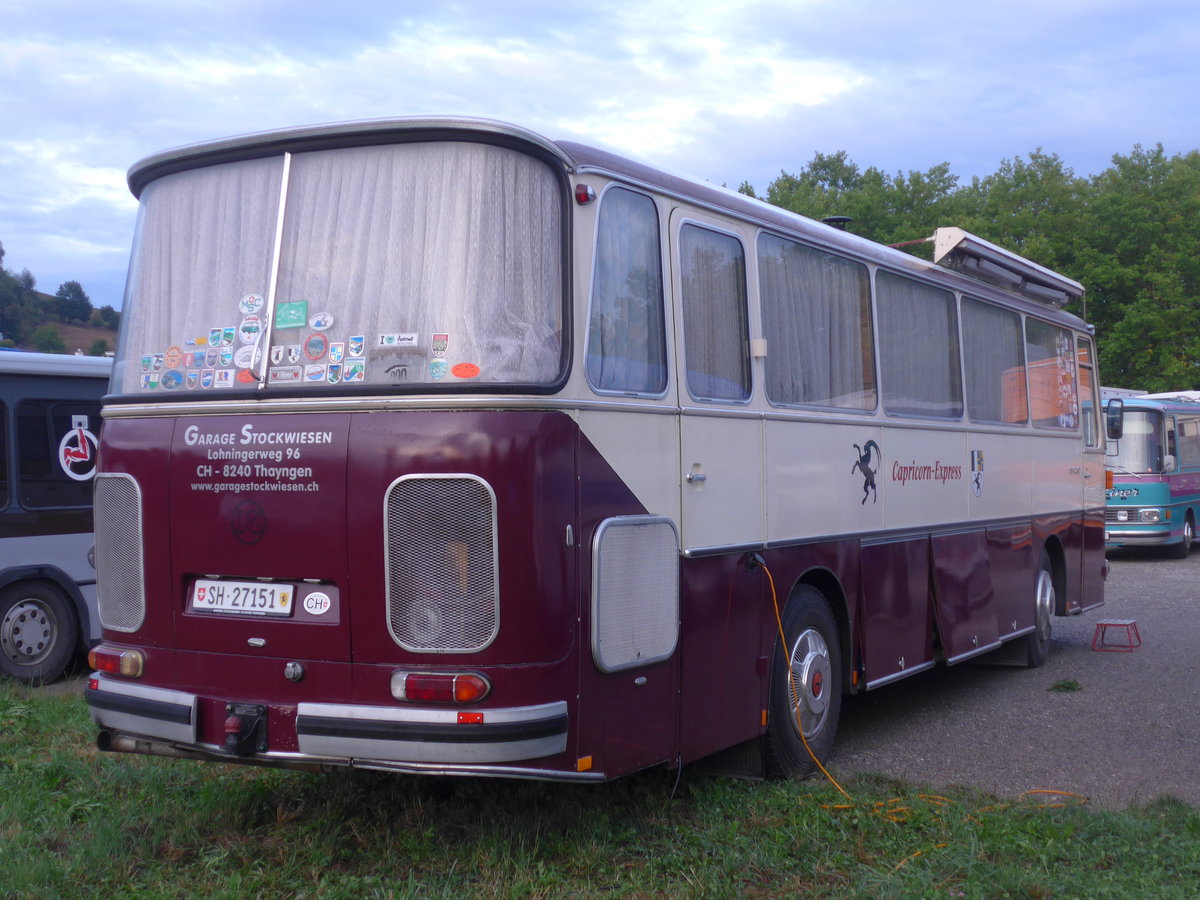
[
  {"left": 787, "top": 626, "right": 832, "bottom": 740},
  {"left": 1034, "top": 569, "right": 1054, "bottom": 643},
  {"left": 1, "top": 598, "right": 57, "bottom": 664}
]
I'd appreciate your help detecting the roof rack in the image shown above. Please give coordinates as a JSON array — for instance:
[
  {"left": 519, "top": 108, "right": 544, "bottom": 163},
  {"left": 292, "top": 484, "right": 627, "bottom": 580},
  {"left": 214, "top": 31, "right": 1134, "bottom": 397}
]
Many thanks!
[{"left": 930, "top": 227, "right": 1084, "bottom": 308}]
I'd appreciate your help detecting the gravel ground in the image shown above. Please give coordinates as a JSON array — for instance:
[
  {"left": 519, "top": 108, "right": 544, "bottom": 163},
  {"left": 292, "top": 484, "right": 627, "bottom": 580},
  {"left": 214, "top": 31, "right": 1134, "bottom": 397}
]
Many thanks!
[{"left": 830, "top": 549, "right": 1200, "bottom": 809}]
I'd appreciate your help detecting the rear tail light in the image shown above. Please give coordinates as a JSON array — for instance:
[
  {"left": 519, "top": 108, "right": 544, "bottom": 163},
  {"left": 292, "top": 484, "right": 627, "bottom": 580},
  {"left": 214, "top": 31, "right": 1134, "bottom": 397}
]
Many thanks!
[
  {"left": 390, "top": 670, "right": 491, "bottom": 703},
  {"left": 88, "top": 644, "right": 145, "bottom": 678}
]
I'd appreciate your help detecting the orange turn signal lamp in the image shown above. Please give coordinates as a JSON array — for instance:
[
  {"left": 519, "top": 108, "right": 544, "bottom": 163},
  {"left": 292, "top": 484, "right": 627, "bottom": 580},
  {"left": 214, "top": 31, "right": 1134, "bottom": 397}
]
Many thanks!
[
  {"left": 390, "top": 670, "right": 491, "bottom": 704},
  {"left": 88, "top": 645, "right": 145, "bottom": 678}
]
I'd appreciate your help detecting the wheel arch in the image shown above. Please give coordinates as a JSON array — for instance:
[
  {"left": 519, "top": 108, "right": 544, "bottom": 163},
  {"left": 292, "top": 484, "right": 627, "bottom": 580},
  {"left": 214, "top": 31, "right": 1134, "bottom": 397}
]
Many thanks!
[{"left": 1039, "top": 535, "right": 1068, "bottom": 616}]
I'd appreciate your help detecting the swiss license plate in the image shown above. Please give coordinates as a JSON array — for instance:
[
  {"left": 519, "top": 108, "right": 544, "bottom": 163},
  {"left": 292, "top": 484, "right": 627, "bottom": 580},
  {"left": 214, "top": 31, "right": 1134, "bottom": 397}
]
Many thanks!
[{"left": 192, "top": 579, "right": 294, "bottom": 617}]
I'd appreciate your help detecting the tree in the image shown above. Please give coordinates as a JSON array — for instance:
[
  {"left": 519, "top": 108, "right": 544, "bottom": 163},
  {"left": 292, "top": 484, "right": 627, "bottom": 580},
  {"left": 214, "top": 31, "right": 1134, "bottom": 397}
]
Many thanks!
[
  {"left": 55, "top": 280, "right": 93, "bottom": 324},
  {"left": 0, "top": 265, "right": 40, "bottom": 343},
  {"left": 88, "top": 338, "right": 110, "bottom": 356},
  {"left": 1072, "top": 146, "right": 1200, "bottom": 389},
  {"left": 30, "top": 324, "right": 66, "bottom": 354},
  {"left": 94, "top": 304, "right": 120, "bottom": 330},
  {"left": 762, "top": 152, "right": 964, "bottom": 247}
]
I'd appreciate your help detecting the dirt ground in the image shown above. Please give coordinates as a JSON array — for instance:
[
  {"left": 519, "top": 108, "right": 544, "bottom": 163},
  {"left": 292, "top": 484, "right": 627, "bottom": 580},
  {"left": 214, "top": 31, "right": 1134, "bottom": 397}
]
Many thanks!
[{"left": 830, "top": 548, "right": 1200, "bottom": 809}]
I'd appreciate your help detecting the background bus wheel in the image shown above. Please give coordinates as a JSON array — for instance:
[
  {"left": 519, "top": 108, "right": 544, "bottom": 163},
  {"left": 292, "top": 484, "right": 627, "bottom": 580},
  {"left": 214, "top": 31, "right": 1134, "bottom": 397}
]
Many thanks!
[
  {"left": 0, "top": 582, "right": 78, "bottom": 685},
  {"left": 765, "top": 587, "right": 842, "bottom": 779},
  {"left": 1168, "top": 515, "right": 1194, "bottom": 559},
  {"left": 1023, "top": 551, "right": 1055, "bottom": 668}
]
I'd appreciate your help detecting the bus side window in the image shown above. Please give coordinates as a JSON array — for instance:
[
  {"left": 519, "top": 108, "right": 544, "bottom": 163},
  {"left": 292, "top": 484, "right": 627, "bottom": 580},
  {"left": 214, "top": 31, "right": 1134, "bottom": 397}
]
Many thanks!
[
  {"left": 1076, "top": 336, "right": 1101, "bottom": 448},
  {"left": 0, "top": 401, "right": 7, "bottom": 507},
  {"left": 679, "top": 223, "right": 750, "bottom": 402},
  {"left": 876, "top": 270, "right": 962, "bottom": 418},
  {"left": 757, "top": 233, "right": 875, "bottom": 410},
  {"left": 1175, "top": 416, "right": 1200, "bottom": 467},
  {"left": 1025, "top": 320, "right": 1079, "bottom": 430},
  {"left": 16, "top": 399, "right": 98, "bottom": 509},
  {"left": 585, "top": 187, "right": 667, "bottom": 395},
  {"left": 962, "top": 297, "right": 1026, "bottom": 425}
]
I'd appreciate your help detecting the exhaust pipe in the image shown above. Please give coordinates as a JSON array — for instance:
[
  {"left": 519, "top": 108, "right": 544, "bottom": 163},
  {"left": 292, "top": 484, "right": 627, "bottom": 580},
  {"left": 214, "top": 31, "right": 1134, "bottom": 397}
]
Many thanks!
[
  {"left": 95, "top": 730, "right": 200, "bottom": 760},
  {"left": 95, "top": 730, "right": 322, "bottom": 771}
]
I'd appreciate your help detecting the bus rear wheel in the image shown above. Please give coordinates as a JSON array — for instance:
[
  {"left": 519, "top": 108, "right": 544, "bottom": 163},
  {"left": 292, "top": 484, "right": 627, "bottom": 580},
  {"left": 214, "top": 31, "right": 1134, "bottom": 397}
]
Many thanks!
[
  {"left": 0, "top": 582, "right": 78, "bottom": 685},
  {"left": 1021, "top": 551, "right": 1055, "bottom": 668},
  {"left": 765, "top": 587, "right": 842, "bottom": 779}
]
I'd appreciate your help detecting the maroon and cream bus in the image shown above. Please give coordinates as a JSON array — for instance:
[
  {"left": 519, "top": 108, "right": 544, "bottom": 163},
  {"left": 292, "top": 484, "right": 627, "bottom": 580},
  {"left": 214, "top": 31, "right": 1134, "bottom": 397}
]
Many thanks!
[{"left": 86, "top": 117, "right": 1116, "bottom": 781}]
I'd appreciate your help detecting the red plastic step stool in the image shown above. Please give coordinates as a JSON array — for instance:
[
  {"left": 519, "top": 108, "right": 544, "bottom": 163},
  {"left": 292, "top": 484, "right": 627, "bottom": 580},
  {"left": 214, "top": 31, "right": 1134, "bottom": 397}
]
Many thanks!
[{"left": 1092, "top": 618, "right": 1141, "bottom": 652}]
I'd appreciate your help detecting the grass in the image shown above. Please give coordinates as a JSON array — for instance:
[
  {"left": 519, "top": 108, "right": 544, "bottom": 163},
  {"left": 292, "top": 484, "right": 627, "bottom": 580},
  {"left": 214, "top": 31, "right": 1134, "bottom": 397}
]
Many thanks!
[
  {"left": 3, "top": 682, "right": 1198, "bottom": 899},
  {"left": 1047, "top": 679, "right": 1082, "bottom": 693}
]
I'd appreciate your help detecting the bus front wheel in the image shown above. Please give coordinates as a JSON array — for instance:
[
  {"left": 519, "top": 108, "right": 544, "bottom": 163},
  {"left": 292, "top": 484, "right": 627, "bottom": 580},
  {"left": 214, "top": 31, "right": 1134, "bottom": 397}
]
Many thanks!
[
  {"left": 1168, "top": 515, "right": 1194, "bottom": 559},
  {"left": 765, "top": 587, "right": 842, "bottom": 779},
  {"left": 0, "top": 582, "right": 78, "bottom": 685}
]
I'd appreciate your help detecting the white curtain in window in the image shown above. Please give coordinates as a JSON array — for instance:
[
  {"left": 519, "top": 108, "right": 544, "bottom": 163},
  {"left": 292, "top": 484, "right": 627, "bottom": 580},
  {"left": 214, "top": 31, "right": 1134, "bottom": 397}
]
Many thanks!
[
  {"left": 586, "top": 188, "right": 666, "bottom": 394},
  {"left": 277, "top": 142, "right": 562, "bottom": 385},
  {"left": 876, "top": 271, "right": 962, "bottom": 418},
  {"left": 962, "top": 298, "right": 1026, "bottom": 424},
  {"left": 679, "top": 225, "right": 750, "bottom": 401},
  {"left": 115, "top": 158, "right": 283, "bottom": 393},
  {"left": 758, "top": 234, "right": 875, "bottom": 409}
]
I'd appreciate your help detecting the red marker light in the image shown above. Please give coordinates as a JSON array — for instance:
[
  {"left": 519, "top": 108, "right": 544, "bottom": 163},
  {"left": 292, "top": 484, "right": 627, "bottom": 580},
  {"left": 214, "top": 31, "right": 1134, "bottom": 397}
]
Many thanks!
[{"left": 575, "top": 183, "right": 596, "bottom": 205}]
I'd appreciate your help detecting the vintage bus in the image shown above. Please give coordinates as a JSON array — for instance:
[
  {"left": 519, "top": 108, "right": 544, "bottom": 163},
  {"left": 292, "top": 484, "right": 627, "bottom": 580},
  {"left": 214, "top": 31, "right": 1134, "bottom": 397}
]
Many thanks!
[
  {"left": 1, "top": 350, "right": 110, "bottom": 683},
  {"left": 1105, "top": 392, "right": 1200, "bottom": 557},
  {"left": 86, "top": 118, "right": 1114, "bottom": 781}
]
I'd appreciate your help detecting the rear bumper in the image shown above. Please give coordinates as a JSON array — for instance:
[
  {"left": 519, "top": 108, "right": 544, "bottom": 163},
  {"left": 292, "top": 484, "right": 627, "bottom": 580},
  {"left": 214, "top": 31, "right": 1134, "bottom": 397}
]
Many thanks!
[{"left": 86, "top": 674, "right": 576, "bottom": 777}]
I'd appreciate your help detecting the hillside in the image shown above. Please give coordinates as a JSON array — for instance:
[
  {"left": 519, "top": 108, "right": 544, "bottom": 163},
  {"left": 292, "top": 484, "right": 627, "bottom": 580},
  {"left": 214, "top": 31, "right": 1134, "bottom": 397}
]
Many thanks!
[{"left": 41, "top": 321, "right": 120, "bottom": 356}]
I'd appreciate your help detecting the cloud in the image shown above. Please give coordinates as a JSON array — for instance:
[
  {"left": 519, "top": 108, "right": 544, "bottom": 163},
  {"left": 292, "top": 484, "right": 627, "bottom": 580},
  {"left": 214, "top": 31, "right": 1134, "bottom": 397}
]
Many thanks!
[{"left": 3, "top": 0, "right": 1200, "bottom": 311}]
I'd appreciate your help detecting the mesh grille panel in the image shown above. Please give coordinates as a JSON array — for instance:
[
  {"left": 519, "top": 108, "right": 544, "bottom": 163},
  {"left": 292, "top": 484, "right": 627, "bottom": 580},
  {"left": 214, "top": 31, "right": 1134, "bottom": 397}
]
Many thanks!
[
  {"left": 93, "top": 474, "right": 146, "bottom": 632},
  {"left": 591, "top": 517, "right": 679, "bottom": 672},
  {"left": 385, "top": 476, "right": 498, "bottom": 653}
]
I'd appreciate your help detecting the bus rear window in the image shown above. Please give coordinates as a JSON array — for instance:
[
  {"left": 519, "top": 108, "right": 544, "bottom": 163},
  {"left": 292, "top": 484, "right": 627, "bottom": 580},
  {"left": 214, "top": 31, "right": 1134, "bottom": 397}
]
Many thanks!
[{"left": 115, "top": 141, "right": 564, "bottom": 396}]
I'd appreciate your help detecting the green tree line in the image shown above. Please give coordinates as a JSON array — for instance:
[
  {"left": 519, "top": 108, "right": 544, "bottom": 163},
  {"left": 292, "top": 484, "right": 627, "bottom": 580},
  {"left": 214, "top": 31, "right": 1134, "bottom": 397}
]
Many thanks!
[
  {"left": 0, "top": 239, "right": 119, "bottom": 355},
  {"left": 742, "top": 143, "right": 1200, "bottom": 392}
]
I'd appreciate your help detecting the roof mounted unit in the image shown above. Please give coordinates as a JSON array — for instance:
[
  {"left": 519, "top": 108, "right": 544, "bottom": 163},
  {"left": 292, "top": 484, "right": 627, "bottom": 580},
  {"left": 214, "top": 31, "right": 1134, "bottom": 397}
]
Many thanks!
[{"left": 931, "top": 227, "right": 1084, "bottom": 307}]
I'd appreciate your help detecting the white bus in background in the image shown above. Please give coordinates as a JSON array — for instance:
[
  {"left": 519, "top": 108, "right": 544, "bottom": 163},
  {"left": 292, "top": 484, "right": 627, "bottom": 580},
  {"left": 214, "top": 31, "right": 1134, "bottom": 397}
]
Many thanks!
[{"left": 0, "top": 350, "right": 110, "bottom": 683}]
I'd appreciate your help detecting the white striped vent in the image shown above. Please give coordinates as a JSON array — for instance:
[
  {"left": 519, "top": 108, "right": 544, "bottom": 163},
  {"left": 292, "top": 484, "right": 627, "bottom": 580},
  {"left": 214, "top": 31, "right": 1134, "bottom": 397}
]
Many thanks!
[
  {"left": 591, "top": 516, "right": 679, "bottom": 673},
  {"left": 384, "top": 475, "right": 499, "bottom": 653},
  {"left": 93, "top": 473, "right": 146, "bottom": 632}
]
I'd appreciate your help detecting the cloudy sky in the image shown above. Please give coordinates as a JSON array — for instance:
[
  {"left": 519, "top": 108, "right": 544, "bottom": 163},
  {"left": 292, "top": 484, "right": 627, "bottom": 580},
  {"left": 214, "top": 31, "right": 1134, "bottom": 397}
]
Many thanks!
[{"left": 2, "top": 0, "right": 1197, "bottom": 311}]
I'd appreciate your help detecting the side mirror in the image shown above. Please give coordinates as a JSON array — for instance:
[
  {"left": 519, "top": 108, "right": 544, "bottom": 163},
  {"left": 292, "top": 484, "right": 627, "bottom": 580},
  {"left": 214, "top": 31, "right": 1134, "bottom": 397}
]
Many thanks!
[{"left": 1106, "top": 398, "right": 1124, "bottom": 440}]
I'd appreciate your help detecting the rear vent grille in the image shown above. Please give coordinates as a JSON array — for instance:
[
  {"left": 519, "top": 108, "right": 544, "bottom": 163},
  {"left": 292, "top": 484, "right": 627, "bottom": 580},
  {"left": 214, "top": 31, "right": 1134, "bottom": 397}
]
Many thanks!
[
  {"left": 93, "top": 473, "right": 146, "bottom": 632},
  {"left": 385, "top": 475, "right": 499, "bottom": 653}
]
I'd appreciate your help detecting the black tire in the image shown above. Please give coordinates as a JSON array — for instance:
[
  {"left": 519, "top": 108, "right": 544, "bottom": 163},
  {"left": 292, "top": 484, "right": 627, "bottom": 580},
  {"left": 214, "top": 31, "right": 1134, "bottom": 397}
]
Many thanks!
[
  {"left": 1168, "top": 515, "right": 1194, "bottom": 559},
  {"left": 0, "top": 582, "right": 78, "bottom": 685},
  {"left": 1022, "top": 550, "right": 1055, "bottom": 668},
  {"left": 764, "top": 586, "right": 842, "bottom": 779}
]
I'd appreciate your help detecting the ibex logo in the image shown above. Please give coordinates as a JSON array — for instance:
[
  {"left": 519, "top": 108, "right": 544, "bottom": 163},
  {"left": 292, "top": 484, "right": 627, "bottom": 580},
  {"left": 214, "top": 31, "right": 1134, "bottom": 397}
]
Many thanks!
[
  {"left": 231, "top": 499, "right": 268, "bottom": 545},
  {"left": 851, "top": 440, "right": 880, "bottom": 505}
]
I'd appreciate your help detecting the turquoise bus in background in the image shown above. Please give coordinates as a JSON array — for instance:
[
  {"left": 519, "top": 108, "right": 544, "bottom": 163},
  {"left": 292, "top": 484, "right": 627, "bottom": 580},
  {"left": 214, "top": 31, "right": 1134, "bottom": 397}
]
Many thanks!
[{"left": 1106, "top": 392, "right": 1200, "bottom": 557}]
